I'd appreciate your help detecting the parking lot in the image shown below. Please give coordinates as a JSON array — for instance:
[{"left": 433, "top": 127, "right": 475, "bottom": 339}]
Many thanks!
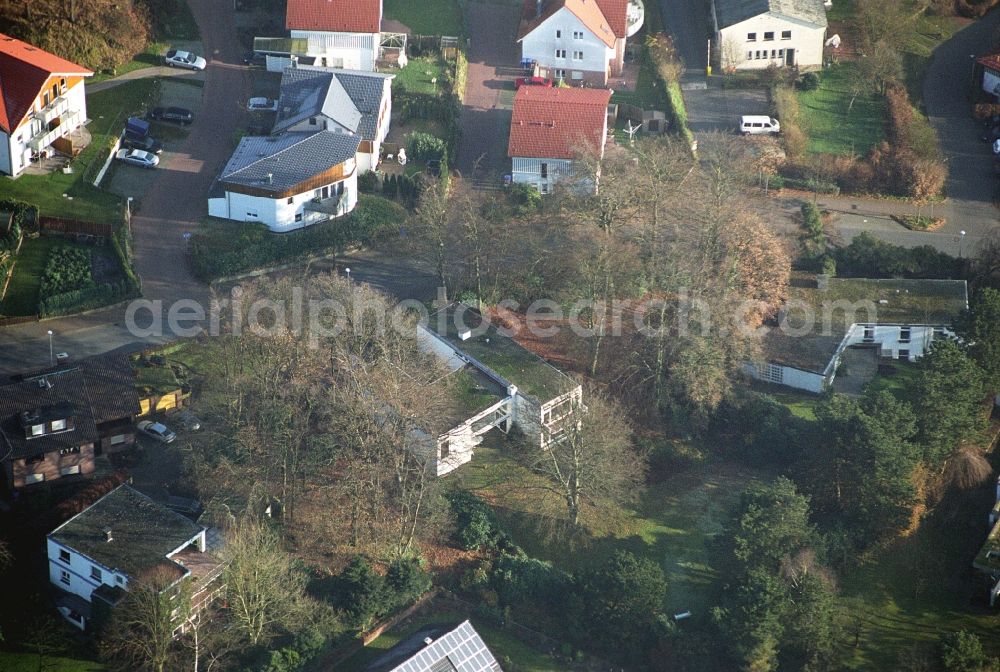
[
  {"left": 683, "top": 85, "right": 771, "bottom": 134},
  {"left": 107, "top": 78, "right": 206, "bottom": 202}
]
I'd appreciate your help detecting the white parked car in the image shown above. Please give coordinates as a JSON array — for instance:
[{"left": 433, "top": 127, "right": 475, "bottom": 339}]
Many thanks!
[
  {"left": 165, "top": 49, "right": 207, "bottom": 71},
  {"left": 247, "top": 97, "right": 279, "bottom": 112},
  {"left": 739, "top": 115, "right": 781, "bottom": 135},
  {"left": 992, "top": 138, "right": 1000, "bottom": 155},
  {"left": 115, "top": 148, "right": 159, "bottom": 168},
  {"left": 137, "top": 420, "right": 176, "bottom": 443}
]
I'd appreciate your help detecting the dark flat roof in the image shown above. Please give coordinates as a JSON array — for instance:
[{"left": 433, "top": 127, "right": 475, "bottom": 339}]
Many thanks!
[{"left": 49, "top": 484, "right": 204, "bottom": 580}]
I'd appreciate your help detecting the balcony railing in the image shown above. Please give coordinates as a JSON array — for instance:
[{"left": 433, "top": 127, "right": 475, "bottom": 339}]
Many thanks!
[
  {"left": 33, "top": 96, "right": 70, "bottom": 126},
  {"left": 28, "top": 110, "right": 81, "bottom": 151}
]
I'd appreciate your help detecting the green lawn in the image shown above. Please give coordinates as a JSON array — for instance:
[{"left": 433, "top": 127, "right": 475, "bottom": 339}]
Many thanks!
[
  {"left": 0, "top": 78, "right": 159, "bottom": 221},
  {"left": 749, "top": 381, "right": 822, "bottom": 420},
  {"left": 452, "top": 441, "right": 763, "bottom": 614},
  {"left": 338, "top": 607, "right": 572, "bottom": 672},
  {"left": 864, "top": 360, "right": 920, "bottom": 400},
  {"left": 611, "top": 57, "right": 670, "bottom": 111},
  {"left": 797, "top": 63, "right": 886, "bottom": 156},
  {"left": 395, "top": 56, "right": 448, "bottom": 95},
  {"left": 384, "top": 0, "right": 463, "bottom": 36},
  {"left": 0, "top": 652, "right": 103, "bottom": 671},
  {"left": 901, "top": 11, "right": 964, "bottom": 105},
  {"left": 0, "top": 236, "right": 62, "bottom": 316}
]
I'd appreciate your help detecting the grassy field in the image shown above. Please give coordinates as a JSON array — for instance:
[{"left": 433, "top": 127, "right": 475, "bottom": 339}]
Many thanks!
[
  {"left": 338, "top": 608, "right": 572, "bottom": 672},
  {"left": 0, "top": 652, "right": 103, "bottom": 671},
  {"left": 0, "top": 78, "right": 159, "bottom": 221},
  {"left": 384, "top": 0, "right": 463, "bottom": 36},
  {"left": 395, "top": 56, "right": 448, "bottom": 95},
  {"left": 0, "top": 236, "right": 62, "bottom": 316},
  {"left": 451, "top": 439, "right": 762, "bottom": 614},
  {"left": 798, "top": 63, "right": 886, "bottom": 156},
  {"left": 90, "top": 41, "right": 168, "bottom": 83}
]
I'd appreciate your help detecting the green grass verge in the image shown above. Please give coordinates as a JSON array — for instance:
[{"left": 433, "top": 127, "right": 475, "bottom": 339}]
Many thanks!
[
  {"left": 384, "top": 0, "right": 463, "bottom": 36},
  {"left": 901, "top": 12, "right": 964, "bottom": 106},
  {"left": 338, "top": 608, "right": 572, "bottom": 672},
  {"left": 797, "top": 63, "right": 886, "bottom": 156},
  {"left": 90, "top": 41, "right": 168, "bottom": 83},
  {"left": 395, "top": 57, "right": 448, "bottom": 95},
  {"left": 0, "top": 78, "right": 159, "bottom": 221},
  {"left": 0, "top": 236, "right": 62, "bottom": 316},
  {"left": 611, "top": 56, "right": 669, "bottom": 111},
  {"left": 0, "top": 652, "right": 103, "bottom": 671}
]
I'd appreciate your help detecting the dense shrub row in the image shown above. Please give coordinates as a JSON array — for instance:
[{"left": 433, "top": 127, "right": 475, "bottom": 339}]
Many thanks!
[
  {"left": 396, "top": 92, "right": 462, "bottom": 158},
  {"left": 321, "top": 555, "right": 432, "bottom": 632},
  {"left": 0, "top": 200, "right": 31, "bottom": 294},
  {"left": 40, "top": 245, "right": 94, "bottom": 297},
  {"left": 39, "top": 279, "right": 139, "bottom": 317},
  {"left": 646, "top": 34, "right": 696, "bottom": 152},
  {"left": 190, "top": 196, "right": 406, "bottom": 281},
  {"left": 833, "top": 231, "right": 963, "bottom": 279}
]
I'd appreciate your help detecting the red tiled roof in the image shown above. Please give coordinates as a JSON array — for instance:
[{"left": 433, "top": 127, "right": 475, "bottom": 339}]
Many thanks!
[
  {"left": 0, "top": 33, "right": 91, "bottom": 134},
  {"left": 508, "top": 86, "right": 612, "bottom": 160},
  {"left": 285, "top": 0, "right": 382, "bottom": 34},
  {"left": 518, "top": 0, "right": 626, "bottom": 48},
  {"left": 978, "top": 52, "right": 1000, "bottom": 73}
]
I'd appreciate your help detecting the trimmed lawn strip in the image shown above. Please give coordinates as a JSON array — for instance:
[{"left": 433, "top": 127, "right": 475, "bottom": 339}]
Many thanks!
[
  {"left": 797, "top": 63, "right": 886, "bottom": 156},
  {"left": 90, "top": 41, "right": 169, "bottom": 83},
  {"left": 384, "top": 0, "right": 463, "bottom": 36},
  {"left": 395, "top": 57, "right": 448, "bottom": 95},
  {"left": 0, "top": 236, "right": 62, "bottom": 316},
  {"left": 611, "top": 56, "right": 670, "bottom": 111},
  {"left": 0, "top": 78, "right": 159, "bottom": 221}
]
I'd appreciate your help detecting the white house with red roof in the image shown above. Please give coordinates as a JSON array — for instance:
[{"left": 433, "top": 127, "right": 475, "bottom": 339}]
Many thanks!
[
  {"left": 0, "top": 34, "right": 92, "bottom": 177},
  {"left": 508, "top": 86, "right": 612, "bottom": 193},
  {"left": 285, "top": 0, "right": 383, "bottom": 71},
  {"left": 977, "top": 52, "right": 1000, "bottom": 100},
  {"left": 517, "top": 0, "right": 642, "bottom": 86}
]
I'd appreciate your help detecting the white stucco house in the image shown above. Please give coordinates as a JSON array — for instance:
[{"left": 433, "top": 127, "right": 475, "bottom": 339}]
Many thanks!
[
  {"left": 746, "top": 275, "right": 969, "bottom": 394},
  {"left": 414, "top": 303, "right": 583, "bottom": 476},
  {"left": 711, "top": 0, "right": 827, "bottom": 71},
  {"left": 285, "top": 0, "right": 382, "bottom": 71},
  {"left": 977, "top": 52, "right": 1000, "bottom": 100},
  {"left": 273, "top": 66, "right": 394, "bottom": 173},
  {"left": 0, "top": 33, "right": 92, "bottom": 177},
  {"left": 517, "top": 0, "right": 643, "bottom": 85},
  {"left": 208, "top": 130, "right": 361, "bottom": 232},
  {"left": 508, "top": 85, "right": 611, "bottom": 194},
  {"left": 47, "top": 485, "right": 223, "bottom": 632}
]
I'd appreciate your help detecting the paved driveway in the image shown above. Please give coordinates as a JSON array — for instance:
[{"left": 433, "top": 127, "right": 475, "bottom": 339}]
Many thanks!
[
  {"left": 684, "top": 85, "right": 769, "bottom": 133},
  {"left": 659, "top": 0, "right": 709, "bottom": 78},
  {"left": 923, "top": 9, "right": 1000, "bottom": 240},
  {"left": 456, "top": 1, "right": 522, "bottom": 183}
]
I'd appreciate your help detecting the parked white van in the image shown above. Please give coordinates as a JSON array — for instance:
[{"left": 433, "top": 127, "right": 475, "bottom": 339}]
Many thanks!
[{"left": 739, "top": 115, "right": 781, "bottom": 135}]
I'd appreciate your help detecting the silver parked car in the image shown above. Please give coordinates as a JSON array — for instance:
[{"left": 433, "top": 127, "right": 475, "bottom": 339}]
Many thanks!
[
  {"left": 137, "top": 420, "right": 176, "bottom": 443},
  {"left": 115, "top": 148, "right": 159, "bottom": 168},
  {"left": 165, "top": 49, "right": 207, "bottom": 71}
]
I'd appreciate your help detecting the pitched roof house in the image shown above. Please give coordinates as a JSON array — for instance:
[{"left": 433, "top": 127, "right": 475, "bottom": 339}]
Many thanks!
[
  {"left": 274, "top": 66, "right": 394, "bottom": 172},
  {"left": 976, "top": 52, "right": 1000, "bottom": 100},
  {"left": 517, "top": 0, "right": 641, "bottom": 85},
  {"left": 208, "top": 130, "right": 361, "bottom": 231},
  {"left": 0, "top": 354, "right": 141, "bottom": 493},
  {"left": 711, "top": 0, "right": 828, "bottom": 71},
  {"left": 508, "top": 85, "right": 611, "bottom": 194},
  {"left": 285, "top": 0, "right": 383, "bottom": 71},
  {"left": 363, "top": 620, "right": 503, "bottom": 672},
  {"left": 47, "top": 484, "right": 224, "bottom": 631},
  {"left": 0, "top": 33, "right": 92, "bottom": 176},
  {"left": 746, "top": 275, "right": 969, "bottom": 393}
]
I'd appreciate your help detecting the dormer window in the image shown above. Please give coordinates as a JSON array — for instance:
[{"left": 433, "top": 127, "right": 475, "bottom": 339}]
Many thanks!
[{"left": 20, "top": 402, "right": 75, "bottom": 439}]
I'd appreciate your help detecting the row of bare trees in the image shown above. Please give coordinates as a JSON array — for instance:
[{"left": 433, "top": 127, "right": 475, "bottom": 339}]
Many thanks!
[{"left": 410, "top": 136, "right": 791, "bottom": 426}]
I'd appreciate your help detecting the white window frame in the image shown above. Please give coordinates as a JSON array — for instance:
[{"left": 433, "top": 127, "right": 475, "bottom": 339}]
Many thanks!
[
  {"left": 60, "top": 570, "right": 70, "bottom": 586},
  {"left": 573, "top": 30, "right": 584, "bottom": 40},
  {"left": 573, "top": 50, "right": 583, "bottom": 60},
  {"left": 555, "top": 49, "right": 566, "bottom": 59}
]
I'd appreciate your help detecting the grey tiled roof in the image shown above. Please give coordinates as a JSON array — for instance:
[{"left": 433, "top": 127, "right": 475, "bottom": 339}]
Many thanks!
[
  {"left": 216, "top": 131, "right": 361, "bottom": 193},
  {"left": 49, "top": 484, "right": 204, "bottom": 581},
  {"left": 0, "top": 369, "right": 99, "bottom": 460},
  {"left": 365, "top": 621, "right": 503, "bottom": 672},
  {"left": 273, "top": 66, "right": 392, "bottom": 139},
  {"left": 714, "top": 0, "right": 827, "bottom": 29}
]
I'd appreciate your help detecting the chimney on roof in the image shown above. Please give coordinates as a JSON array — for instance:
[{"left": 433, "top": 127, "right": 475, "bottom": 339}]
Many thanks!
[
  {"left": 103, "top": 527, "right": 113, "bottom": 543},
  {"left": 37, "top": 377, "right": 52, "bottom": 390},
  {"left": 536, "top": 0, "right": 543, "bottom": 17},
  {"left": 423, "top": 636, "right": 434, "bottom": 645},
  {"left": 267, "top": 172, "right": 273, "bottom": 184}
]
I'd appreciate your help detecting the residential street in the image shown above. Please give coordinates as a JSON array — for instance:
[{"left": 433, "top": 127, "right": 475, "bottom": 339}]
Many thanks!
[{"left": 456, "top": 1, "right": 521, "bottom": 184}]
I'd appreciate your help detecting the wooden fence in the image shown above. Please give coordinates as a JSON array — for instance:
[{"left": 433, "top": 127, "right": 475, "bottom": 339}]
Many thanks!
[{"left": 38, "top": 216, "right": 114, "bottom": 237}]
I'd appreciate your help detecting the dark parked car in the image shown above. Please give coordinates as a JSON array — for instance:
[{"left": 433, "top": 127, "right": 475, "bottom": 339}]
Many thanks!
[
  {"left": 243, "top": 50, "right": 266, "bottom": 66},
  {"left": 148, "top": 106, "right": 194, "bottom": 125},
  {"left": 123, "top": 135, "right": 163, "bottom": 154}
]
